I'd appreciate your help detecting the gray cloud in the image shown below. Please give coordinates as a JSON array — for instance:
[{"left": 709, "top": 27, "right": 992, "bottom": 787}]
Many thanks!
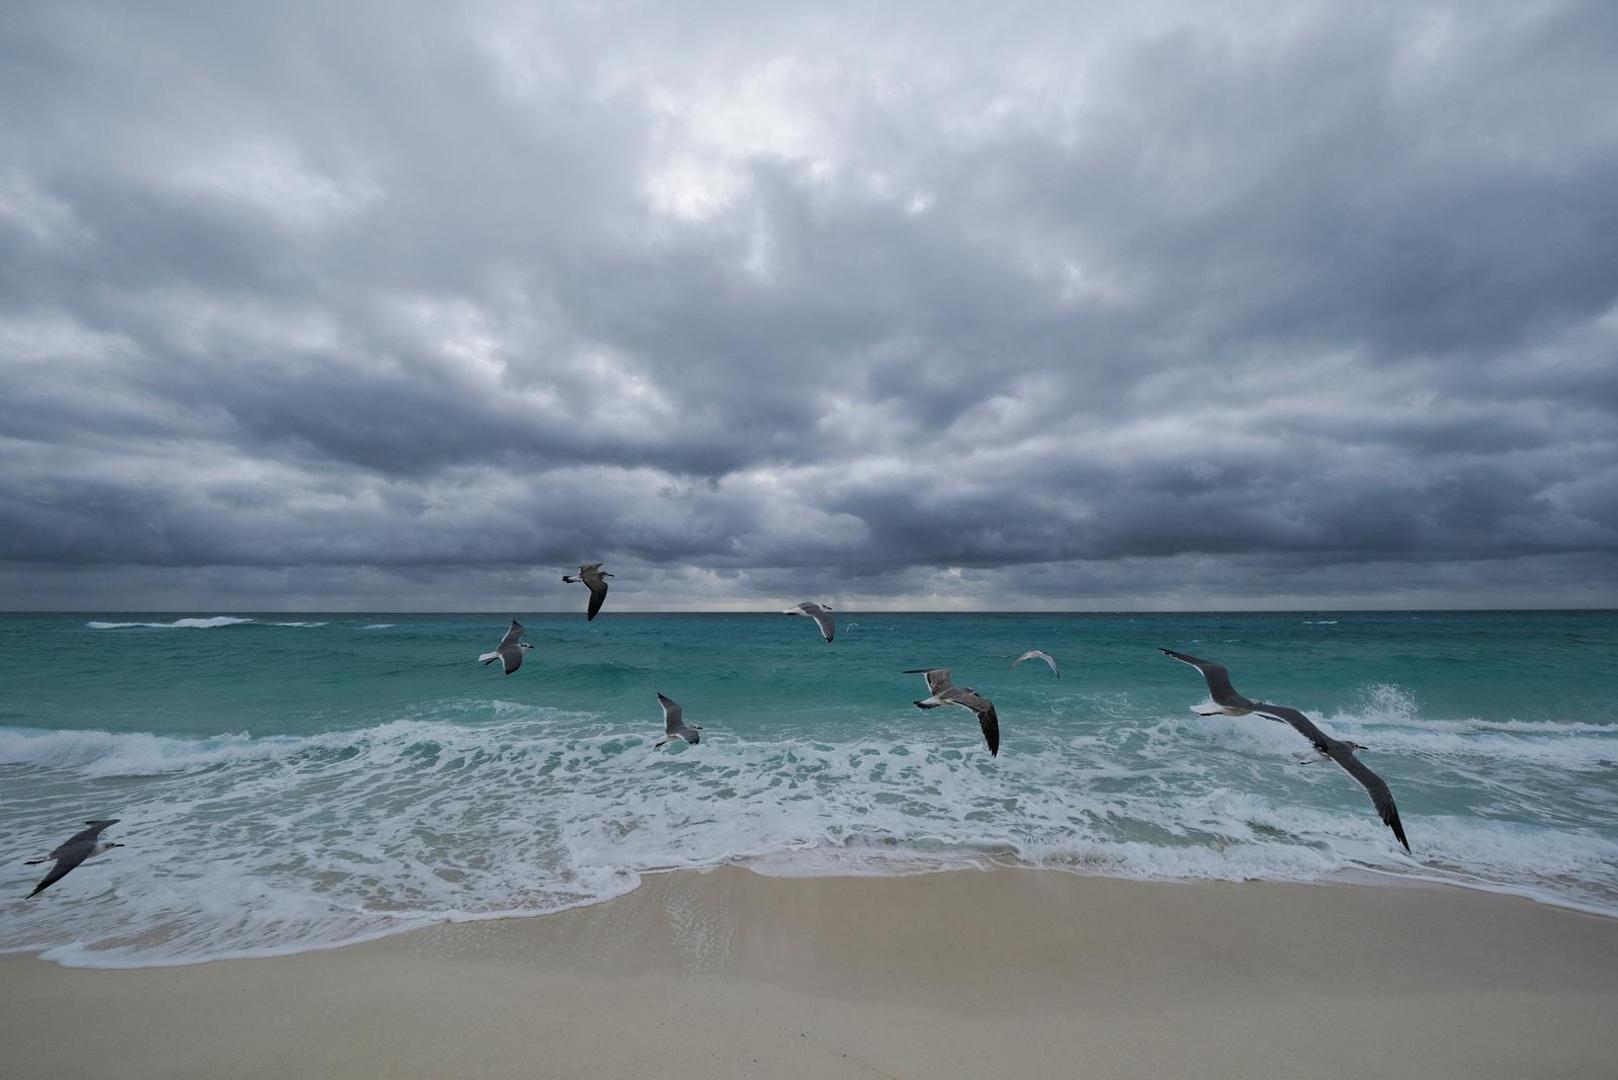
[{"left": 1, "top": 2, "right": 1616, "bottom": 610}]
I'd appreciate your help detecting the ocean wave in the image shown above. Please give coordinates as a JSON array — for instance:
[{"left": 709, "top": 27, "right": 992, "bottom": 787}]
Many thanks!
[
  {"left": 86, "top": 616, "right": 254, "bottom": 630},
  {"left": 3, "top": 704, "right": 1616, "bottom": 967}
]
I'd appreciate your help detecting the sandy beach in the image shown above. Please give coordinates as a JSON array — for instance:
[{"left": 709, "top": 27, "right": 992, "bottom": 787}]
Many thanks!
[{"left": 4, "top": 867, "right": 1616, "bottom": 1079}]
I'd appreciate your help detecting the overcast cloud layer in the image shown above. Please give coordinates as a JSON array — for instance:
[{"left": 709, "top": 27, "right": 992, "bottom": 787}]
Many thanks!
[{"left": 2, "top": 2, "right": 1616, "bottom": 610}]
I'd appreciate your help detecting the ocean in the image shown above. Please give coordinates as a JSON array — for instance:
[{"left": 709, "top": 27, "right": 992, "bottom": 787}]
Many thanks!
[{"left": 2, "top": 610, "right": 1616, "bottom": 967}]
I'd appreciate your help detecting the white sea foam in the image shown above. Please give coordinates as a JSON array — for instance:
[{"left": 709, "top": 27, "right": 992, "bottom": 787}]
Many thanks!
[
  {"left": 86, "top": 616, "right": 255, "bottom": 630},
  {"left": 2, "top": 692, "right": 1615, "bottom": 968},
  {"left": 361, "top": 623, "right": 396, "bottom": 629}
]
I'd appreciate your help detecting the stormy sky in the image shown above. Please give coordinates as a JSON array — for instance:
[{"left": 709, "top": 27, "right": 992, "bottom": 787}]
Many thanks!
[{"left": 2, "top": 2, "right": 1616, "bottom": 611}]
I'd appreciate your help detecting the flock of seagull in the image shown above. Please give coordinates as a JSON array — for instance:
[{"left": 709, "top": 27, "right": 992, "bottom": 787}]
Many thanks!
[{"left": 21, "top": 565, "right": 1411, "bottom": 898}]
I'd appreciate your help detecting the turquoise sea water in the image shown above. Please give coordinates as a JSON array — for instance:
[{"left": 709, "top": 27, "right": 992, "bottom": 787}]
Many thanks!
[{"left": 2, "top": 610, "right": 1616, "bottom": 966}]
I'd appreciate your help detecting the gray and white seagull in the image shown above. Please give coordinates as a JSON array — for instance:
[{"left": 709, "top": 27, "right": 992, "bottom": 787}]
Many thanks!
[
  {"left": 783, "top": 601, "right": 835, "bottom": 643},
  {"left": 1011, "top": 649, "right": 1060, "bottom": 678},
  {"left": 652, "top": 692, "right": 702, "bottom": 747},
  {"left": 562, "top": 564, "right": 612, "bottom": 621},
  {"left": 25, "top": 819, "right": 123, "bottom": 898},
  {"left": 479, "top": 619, "right": 533, "bottom": 675},
  {"left": 904, "top": 668, "right": 1000, "bottom": 756},
  {"left": 1161, "top": 648, "right": 1410, "bottom": 852}
]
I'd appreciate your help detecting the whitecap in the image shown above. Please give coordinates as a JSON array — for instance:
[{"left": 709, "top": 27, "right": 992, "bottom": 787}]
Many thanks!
[{"left": 86, "top": 616, "right": 254, "bottom": 630}]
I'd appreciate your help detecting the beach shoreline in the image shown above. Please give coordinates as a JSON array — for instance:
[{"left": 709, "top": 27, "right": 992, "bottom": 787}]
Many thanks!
[{"left": 4, "top": 866, "right": 1616, "bottom": 1079}]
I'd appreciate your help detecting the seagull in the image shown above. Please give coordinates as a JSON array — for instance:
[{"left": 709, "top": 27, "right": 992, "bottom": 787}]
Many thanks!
[
  {"left": 1161, "top": 648, "right": 1410, "bottom": 852},
  {"left": 25, "top": 820, "right": 123, "bottom": 898},
  {"left": 903, "top": 668, "right": 1000, "bottom": 756},
  {"left": 652, "top": 692, "right": 702, "bottom": 747},
  {"left": 562, "top": 564, "right": 612, "bottom": 621},
  {"left": 478, "top": 619, "right": 533, "bottom": 675},
  {"left": 1011, "top": 649, "right": 1060, "bottom": 678},
  {"left": 783, "top": 601, "right": 835, "bottom": 643}
]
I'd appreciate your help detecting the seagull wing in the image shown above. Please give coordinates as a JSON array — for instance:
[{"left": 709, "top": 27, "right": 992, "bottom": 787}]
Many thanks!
[
  {"left": 55, "top": 820, "right": 118, "bottom": 855},
  {"left": 807, "top": 606, "right": 834, "bottom": 643},
  {"left": 657, "top": 693, "right": 684, "bottom": 734},
  {"left": 497, "top": 645, "right": 525, "bottom": 675},
  {"left": 1330, "top": 745, "right": 1411, "bottom": 852},
  {"left": 942, "top": 688, "right": 1000, "bottom": 757},
  {"left": 1257, "top": 705, "right": 1411, "bottom": 853},
  {"left": 1160, "top": 649, "right": 1250, "bottom": 708},
  {"left": 585, "top": 576, "right": 609, "bottom": 620},
  {"left": 28, "top": 844, "right": 92, "bottom": 898},
  {"left": 903, "top": 668, "right": 952, "bottom": 694},
  {"left": 1251, "top": 703, "right": 1332, "bottom": 750},
  {"left": 498, "top": 620, "right": 524, "bottom": 648}
]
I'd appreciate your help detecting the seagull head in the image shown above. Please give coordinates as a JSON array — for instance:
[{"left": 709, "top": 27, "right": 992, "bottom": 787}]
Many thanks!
[
  {"left": 518, "top": 642, "right": 535, "bottom": 651},
  {"left": 1345, "top": 740, "right": 1368, "bottom": 751}
]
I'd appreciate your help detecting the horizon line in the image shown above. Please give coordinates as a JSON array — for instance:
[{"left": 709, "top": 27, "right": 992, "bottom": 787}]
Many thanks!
[{"left": 4, "top": 608, "right": 1615, "bottom": 616}]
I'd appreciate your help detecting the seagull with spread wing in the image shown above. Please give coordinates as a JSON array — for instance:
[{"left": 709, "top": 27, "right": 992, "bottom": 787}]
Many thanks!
[
  {"left": 903, "top": 668, "right": 1001, "bottom": 757},
  {"left": 478, "top": 619, "right": 533, "bottom": 675},
  {"left": 783, "top": 601, "right": 835, "bottom": 643},
  {"left": 562, "top": 564, "right": 612, "bottom": 620},
  {"left": 1161, "top": 648, "right": 1410, "bottom": 852},
  {"left": 25, "top": 820, "right": 124, "bottom": 898},
  {"left": 652, "top": 693, "right": 702, "bottom": 747},
  {"left": 1011, "top": 649, "right": 1060, "bottom": 678}
]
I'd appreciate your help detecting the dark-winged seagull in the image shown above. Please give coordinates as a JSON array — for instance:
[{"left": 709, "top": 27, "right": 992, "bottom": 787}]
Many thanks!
[
  {"left": 652, "top": 692, "right": 702, "bottom": 747},
  {"left": 903, "top": 668, "right": 1000, "bottom": 756},
  {"left": 25, "top": 820, "right": 123, "bottom": 898},
  {"left": 783, "top": 601, "right": 835, "bottom": 643},
  {"left": 562, "top": 564, "right": 612, "bottom": 620},
  {"left": 1161, "top": 648, "right": 1410, "bottom": 852},
  {"left": 479, "top": 619, "right": 533, "bottom": 675},
  {"left": 1011, "top": 649, "right": 1060, "bottom": 678}
]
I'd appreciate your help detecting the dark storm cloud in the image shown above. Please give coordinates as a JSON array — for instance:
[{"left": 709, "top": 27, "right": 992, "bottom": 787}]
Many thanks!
[{"left": 1, "top": 2, "right": 1615, "bottom": 609}]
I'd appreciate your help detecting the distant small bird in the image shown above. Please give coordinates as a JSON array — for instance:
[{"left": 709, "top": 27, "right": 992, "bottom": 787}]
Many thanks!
[
  {"left": 652, "top": 692, "right": 702, "bottom": 747},
  {"left": 562, "top": 564, "right": 612, "bottom": 620},
  {"left": 783, "top": 601, "right": 835, "bottom": 643},
  {"left": 1011, "top": 649, "right": 1060, "bottom": 677},
  {"left": 903, "top": 668, "right": 1000, "bottom": 756},
  {"left": 1161, "top": 648, "right": 1410, "bottom": 852},
  {"left": 25, "top": 820, "right": 123, "bottom": 898},
  {"left": 478, "top": 619, "right": 533, "bottom": 675}
]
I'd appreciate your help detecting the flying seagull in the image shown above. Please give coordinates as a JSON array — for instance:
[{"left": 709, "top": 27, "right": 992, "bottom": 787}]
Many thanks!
[
  {"left": 1161, "top": 649, "right": 1410, "bottom": 852},
  {"left": 25, "top": 820, "right": 123, "bottom": 898},
  {"left": 479, "top": 619, "right": 533, "bottom": 675},
  {"left": 783, "top": 601, "right": 835, "bottom": 643},
  {"left": 1011, "top": 649, "right": 1060, "bottom": 678},
  {"left": 903, "top": 668, "right": 1000, "bottom": 756},
  {"left": 652, "top": 692, "right": 702, "bottom": 747},
  {"left": 562, "top": 564, "right": 612, "bottom": 620}
]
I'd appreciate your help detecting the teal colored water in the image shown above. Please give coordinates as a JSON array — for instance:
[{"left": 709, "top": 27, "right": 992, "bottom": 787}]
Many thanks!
[{"left": 2, "top": 611, "right": 1616, "bottom": 966}]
